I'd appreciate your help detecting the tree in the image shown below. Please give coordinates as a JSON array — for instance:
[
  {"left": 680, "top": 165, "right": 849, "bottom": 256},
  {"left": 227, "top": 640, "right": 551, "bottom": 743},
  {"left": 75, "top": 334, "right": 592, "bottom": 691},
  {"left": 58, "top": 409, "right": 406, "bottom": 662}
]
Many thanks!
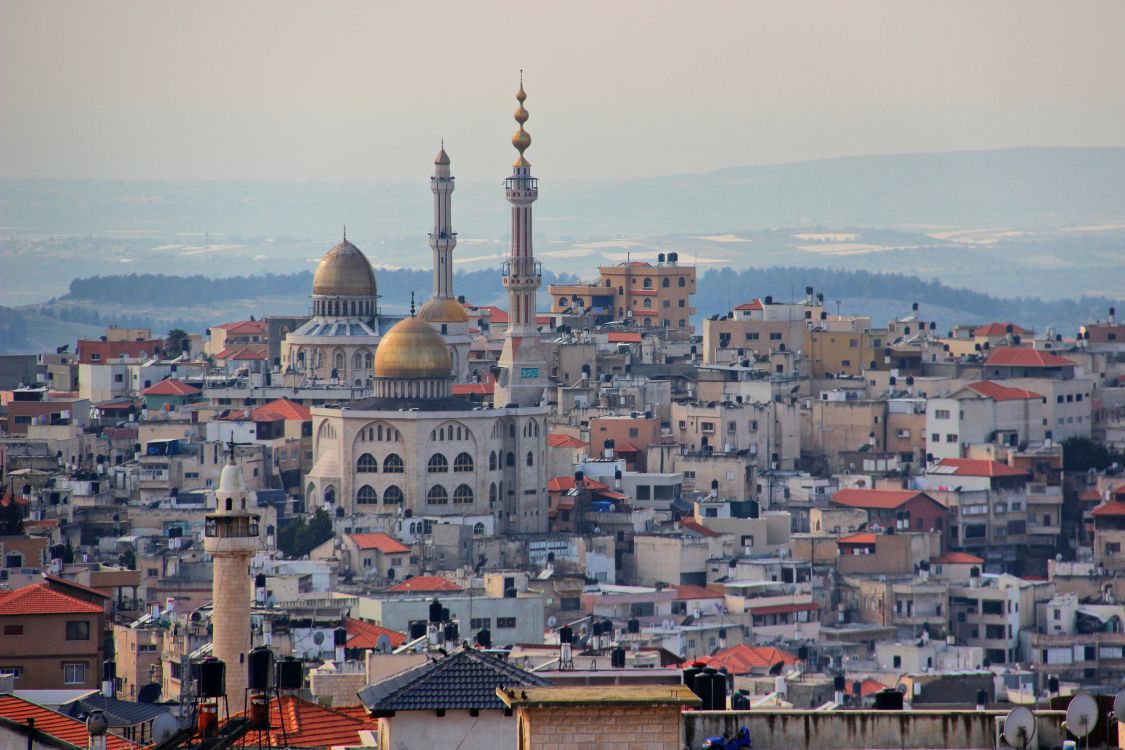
[
  {"left": 0, "top": 498, "right": 24, "bottom": 536},
  {"left": 278, "top": 508, "right": 334, "bottom": 558},
  {"left": 166, "top": 328, "right": 191, "bottom": 357},
  {"left": 1062, "top": 437, "right": 1123, "bottom": 473},
  {"left": 118, "top": 549, "right": 136, "bottom": 570}
]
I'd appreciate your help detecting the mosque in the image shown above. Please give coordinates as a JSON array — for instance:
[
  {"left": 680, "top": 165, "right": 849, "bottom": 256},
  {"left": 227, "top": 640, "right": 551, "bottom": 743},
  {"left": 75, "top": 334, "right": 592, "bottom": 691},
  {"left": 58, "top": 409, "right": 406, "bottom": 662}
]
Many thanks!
[{"left": 301, "top": 77, "right": 549, "bottom": 536}]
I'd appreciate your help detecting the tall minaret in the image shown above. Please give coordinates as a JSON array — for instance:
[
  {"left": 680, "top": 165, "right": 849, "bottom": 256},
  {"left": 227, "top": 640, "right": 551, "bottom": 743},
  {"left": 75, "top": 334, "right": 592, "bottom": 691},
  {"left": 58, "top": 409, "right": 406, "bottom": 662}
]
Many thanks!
[
  {"left": 203, "top": 443, "right": 259, "bottom": 713},
  {"left": 429, "top": 142, "right": 456, "bottom": 301},
  {"left": 495, "top": 73, "right": 548, "bottom": 408}
]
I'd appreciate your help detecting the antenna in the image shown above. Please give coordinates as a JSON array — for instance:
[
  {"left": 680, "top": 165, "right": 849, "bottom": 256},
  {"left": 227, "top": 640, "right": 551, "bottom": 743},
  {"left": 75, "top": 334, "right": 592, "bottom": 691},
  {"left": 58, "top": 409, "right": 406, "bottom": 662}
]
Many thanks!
[
  {"left": 1001, "top": 705, "right": 1036, "bottom": 750},
  {"left": 1064, "top": 693, "right": 1098, "bottom": 745}
]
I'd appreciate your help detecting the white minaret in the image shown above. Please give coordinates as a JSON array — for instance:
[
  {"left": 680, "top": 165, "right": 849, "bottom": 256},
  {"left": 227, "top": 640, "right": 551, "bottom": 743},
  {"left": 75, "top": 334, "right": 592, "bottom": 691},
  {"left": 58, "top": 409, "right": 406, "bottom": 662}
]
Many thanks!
[
  {"left": 430, "top": 142, "right": 456, "bottom": 301},
  {"left": 495, "top": 73, "right": 548, "bottom": 408},
  {"left": 203, "top": 443, "right": 259, "bottom": 713}
]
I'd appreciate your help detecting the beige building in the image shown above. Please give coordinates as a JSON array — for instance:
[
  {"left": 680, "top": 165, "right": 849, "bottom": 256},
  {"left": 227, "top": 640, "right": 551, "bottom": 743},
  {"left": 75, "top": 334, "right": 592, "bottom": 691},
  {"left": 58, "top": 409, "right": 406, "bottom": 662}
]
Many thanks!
[
  {"left": 112, "top": 619, "right": 164, "bottom": 701},
  {"left": 702, "top": 291, "right": 823, "bottom": 364}
]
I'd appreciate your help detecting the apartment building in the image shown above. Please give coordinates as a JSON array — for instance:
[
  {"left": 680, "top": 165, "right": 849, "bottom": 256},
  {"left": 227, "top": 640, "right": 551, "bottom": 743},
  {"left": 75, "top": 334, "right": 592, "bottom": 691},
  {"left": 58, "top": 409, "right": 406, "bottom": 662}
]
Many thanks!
[
  {"left": 925, "top": 380, "right": 1047, "bottom": 461},
  {"left": 701, "top": 290, "right": 823, "bottom": 364}
]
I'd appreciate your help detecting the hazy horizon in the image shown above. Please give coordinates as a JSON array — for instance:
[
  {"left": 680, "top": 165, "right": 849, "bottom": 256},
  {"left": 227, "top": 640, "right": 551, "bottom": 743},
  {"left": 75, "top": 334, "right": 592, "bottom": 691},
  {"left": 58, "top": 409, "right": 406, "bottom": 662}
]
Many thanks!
[{"left": 3, "top": 1, "right": 1124, "bottom": 182}]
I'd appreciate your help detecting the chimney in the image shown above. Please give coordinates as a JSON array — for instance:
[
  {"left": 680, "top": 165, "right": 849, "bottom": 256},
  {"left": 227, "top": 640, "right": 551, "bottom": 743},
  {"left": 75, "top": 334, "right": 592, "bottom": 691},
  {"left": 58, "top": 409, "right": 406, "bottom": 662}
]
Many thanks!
[{"left": 86, "top": 711, "right": 108, "bottom": 750}]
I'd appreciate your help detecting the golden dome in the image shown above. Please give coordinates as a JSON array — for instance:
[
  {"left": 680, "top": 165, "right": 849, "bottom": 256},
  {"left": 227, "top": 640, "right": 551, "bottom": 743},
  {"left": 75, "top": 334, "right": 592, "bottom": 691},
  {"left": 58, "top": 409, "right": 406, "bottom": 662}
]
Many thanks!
[
  {"left": 417, "top": 296, "right": 469, "bottom": 323},
  {"left": 313, "top": 239, "right": 377, "bottom": 298},
  {"left": 374, "top": 315, "right": 452, "bottom": 379}
]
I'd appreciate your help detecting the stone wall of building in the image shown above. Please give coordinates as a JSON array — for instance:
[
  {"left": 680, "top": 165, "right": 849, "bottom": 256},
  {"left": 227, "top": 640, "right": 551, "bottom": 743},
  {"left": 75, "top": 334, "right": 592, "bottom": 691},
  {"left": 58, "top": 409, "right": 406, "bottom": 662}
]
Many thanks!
[{"left": 517, "top": 704, "right": 681, "bottom": 750}]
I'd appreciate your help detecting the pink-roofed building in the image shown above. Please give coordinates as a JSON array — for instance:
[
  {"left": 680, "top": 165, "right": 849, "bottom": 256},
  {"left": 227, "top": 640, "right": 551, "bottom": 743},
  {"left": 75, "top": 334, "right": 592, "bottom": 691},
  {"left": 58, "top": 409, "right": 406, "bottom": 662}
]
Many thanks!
[
  {"left": 925, "top": 380, "right": 1048, "bottom": 461},
  {"left": 314, "top": 532, "right": 415, "bottom": 580}
]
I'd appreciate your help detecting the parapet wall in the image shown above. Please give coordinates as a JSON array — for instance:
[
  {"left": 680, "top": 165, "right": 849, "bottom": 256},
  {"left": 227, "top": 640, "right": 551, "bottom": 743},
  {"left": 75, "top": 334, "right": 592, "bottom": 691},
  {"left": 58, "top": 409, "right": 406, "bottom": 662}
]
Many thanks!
[{"left": 683, "top": 709, "right": 1067, "bottom": 750}]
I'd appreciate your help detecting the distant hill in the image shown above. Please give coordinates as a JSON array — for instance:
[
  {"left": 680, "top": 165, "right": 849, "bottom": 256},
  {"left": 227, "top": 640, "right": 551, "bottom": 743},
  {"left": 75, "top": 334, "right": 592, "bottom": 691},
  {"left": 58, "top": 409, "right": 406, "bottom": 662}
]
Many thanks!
[{"left": 2, "top": 147, "right": 1122, "bottom": 238}]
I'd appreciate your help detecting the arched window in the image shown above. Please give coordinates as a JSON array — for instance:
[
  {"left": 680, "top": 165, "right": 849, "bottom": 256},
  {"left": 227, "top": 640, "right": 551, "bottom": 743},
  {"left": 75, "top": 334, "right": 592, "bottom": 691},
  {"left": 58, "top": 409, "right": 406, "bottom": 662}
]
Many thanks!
[
  {"left": 643, "top": 277, "right": 653, "bottom": 289},
  {"left": 509, "top": 424, "right": 516, "bottom": 438},
  {"left": 643, "top": 298, "right": 652, "bottom": 308},
  {"left": 473, "top": 522, "right": 485, "bottom": 535},
  {"left": 428, "top": 454, "right": 448, "bottom": 473},
  {"left": 225, "top": 498, "right": 233, "bottom": 511},
  {"left": 644, "top": 318, "right": 652, "bottom": 327},
  {"left": 506, "top": 452, "right": 515, "bottom": 467},
  {"left": 489, "top": 451, "right": 497, "bottom": 471},
  {"left": 526, "top": 451, "right": 534, "bottom": 466},
  {"left": 427, "top": 485, "right": 448, "bottom": 505},
  {"left": 489, "top": 483, "right": 498, "bottom": 504},
  {"left": 364, "top": 352, "right": 373, "bottom": 369},
  {"left": 334, "top": 352, "right": 344, "bottom": 371},
  {"left": 453, "top": 484, "right": 473, "bottom": 504},
  {"left": 357, "top": 485, "right": 377, "bottom": 504},
  {"left": 439, "top": 427, "right": 445, "bottom": 441},
  {"left": 356, "top": 453, "right": 377, "bottom": 473},
  {"left": 383, "top": 453, "right": 404, "bottom": 473},
  {"left": 353, "top": 352, "right": 363, "bottom": 370},
  {"left": 454, "top": 452, "right": 474, "bottom": 473},
  {"left": 383, "top": 485, "right": 404, "bottom": 505},
  {"left": 678, "top": 277, "right": 686, "bottom": 287},
  {"left": 558, "top": 297, "right": 568, "bottom": 307},
  {"left": 662, "top": 277, "right": 670, "bottom": 288}
]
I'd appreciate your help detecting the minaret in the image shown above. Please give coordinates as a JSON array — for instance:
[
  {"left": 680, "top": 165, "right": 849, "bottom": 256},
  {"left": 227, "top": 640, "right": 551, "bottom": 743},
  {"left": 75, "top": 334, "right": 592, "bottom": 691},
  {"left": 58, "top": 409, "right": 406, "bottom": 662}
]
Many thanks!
[
  {"left": 203, "top": 442, "right": 259, "bottom": 713},
  {"left": 495, "top": 72, "right": 548, "bottom": 408},
  {"left": 429, "top": 142, "right": 456, "bottom": 301}
]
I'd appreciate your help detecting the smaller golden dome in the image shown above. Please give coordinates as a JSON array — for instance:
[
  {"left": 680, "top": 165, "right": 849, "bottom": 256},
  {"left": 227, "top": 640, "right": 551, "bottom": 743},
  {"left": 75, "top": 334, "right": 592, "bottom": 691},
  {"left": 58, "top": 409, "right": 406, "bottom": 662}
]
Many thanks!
[
  {"left": 417, "top": 297, "right": 469, "bottom": 323},
  {"left": 375, "top": 316, "right": 452, "bottom": 379}
]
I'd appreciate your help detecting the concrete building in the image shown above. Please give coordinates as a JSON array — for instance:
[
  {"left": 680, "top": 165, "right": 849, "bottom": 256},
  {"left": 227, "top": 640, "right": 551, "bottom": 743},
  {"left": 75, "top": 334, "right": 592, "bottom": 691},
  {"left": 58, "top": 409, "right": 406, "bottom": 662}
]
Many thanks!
[
  {"left": 702, "top": 291, "right": 823, "bottom": 364},
  {"left": 548, "top": 255, "right": 697, "bottom": 333},
  {"left": 0, "top": 580, "right": 106, "bottom": 689}
]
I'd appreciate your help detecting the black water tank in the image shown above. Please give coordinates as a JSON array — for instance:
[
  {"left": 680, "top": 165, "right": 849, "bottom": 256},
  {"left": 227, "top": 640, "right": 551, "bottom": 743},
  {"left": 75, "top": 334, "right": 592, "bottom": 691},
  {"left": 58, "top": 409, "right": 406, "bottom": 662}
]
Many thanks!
[
  {"left": 334, "top": 627, "right": 347, "bottom": 648},
  {"left": 410, "top": 621, "right": 427, "bottom": 640},
  {"left": 797, "top": 645, "right": 809, "bottom": 662},
  {"left": 429, "top": 599, "right": 443, "bottom": 624},
  {"left": 683, "top": 666, "right": 701, "bottom": 693},
  {"left": 611, "top": 647, "right": 626, "bottom": 668},
  {"left": 198, "top": 658, "right": 226, "bottom": 699},
  {"left": 255, "top": 573, "right": 267, "bottom": 588},
  {"left": 276, "top": 657, "right": 303, "bottom": 690},
  {"left": 102, "top": 659, "right": 116, "bottom": 682},
  {"left": 1048, "top": 675, "right": 1060, "bottom": 694},
  {"left": 247, "top": 647, "right": 273, "bottom": 691},
  {"left": 559, "top": 625, "right": 572, "bottom": 644},
  {"left": 732, "top": 690, "right": 750, "bottom": 710},
  {"left": 711, "top": 671, "right": 728, "bottom": 710},
  {"left": 697, "top": 668, "right": 718, "bottom": 710},
  {"left": 975, "top": 688, "right": 988, "bottom": 708},
  {"left": 444, "top": 622, "right": 459, "bottom": 643},
  {"left": 873, "top": 688, "right": 903, "bottom": 710},
  {"left": 833, "top": 674, "right": 846, "bottom": 692},
  {"left": 441, "top": 607, "right": 451, "bottom": 623},
  {"left": 476, "top": 627, "right": 492, "bottom": 649},
  {"left": 627, "top": 618, "right": 640, "bottom": 634}
]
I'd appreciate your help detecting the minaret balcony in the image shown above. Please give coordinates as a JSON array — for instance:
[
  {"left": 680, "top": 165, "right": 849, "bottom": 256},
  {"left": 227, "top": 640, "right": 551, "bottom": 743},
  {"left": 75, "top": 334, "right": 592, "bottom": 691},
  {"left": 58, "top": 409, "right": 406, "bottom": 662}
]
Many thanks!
[
  {"left": 505, "top": 176, "right": 538, "bottom": 192},
  {"left": 205, "top": 515, "right": 260, "bottom": 539},
  {"left": 502, "top": 259, "right": 541, "bottom": 281}
]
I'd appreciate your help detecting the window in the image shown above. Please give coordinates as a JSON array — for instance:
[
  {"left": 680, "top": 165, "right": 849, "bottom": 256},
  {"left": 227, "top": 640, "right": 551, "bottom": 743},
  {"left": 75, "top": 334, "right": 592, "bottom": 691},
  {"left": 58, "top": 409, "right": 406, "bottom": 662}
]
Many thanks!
[
  {"left": 678, "top": 277, "right": 686, "bottom": 287},
  {"left": 383, "top": 485, "right": 404, "bottom": 505},
  {"left": 934, "top": 409, "right": 951, "bottom": 419},
  {"left": 427, "top": 485, "right": 448, "bottom": 505},
  {"left": 383, "top": 453, "right": 404, "bottom": 473},
  {"left": 453, "top": 452, "right": 474, "bottom": 473},
  {"left": 506, "top": 452, "right": 515, "bottom": 467},
  {"left": 745, "top": 332, "right": 760, "bottom": 341},
  {"left": 428, "top": 454, "right": 449, "bottom": 473},
  {"left": 931, "top": 433, "right": 940, "bottom": 443},
  {"left": 357, "top": 453, "right": 377, "bottom": 473},
  {"left": 357, "top": 485, "right": 378, "bottom": 504},
  {"left": 0, "top": 667, "right": 22, "bottom": 678},
  {"left": 769, "top": 332, "right": 783, "bottom": 341},
  {"left": 946, "top": 434, "right": 958, "bottom": 443},
  {"left": 496, "top": 617, "right": 517, "bottom": 629},
  {"left": 471, "top": 618, "right": 491, "bottom": 630},
  {"left": 453, "top": 484, "right": 474, "bottom": 505},
  {"left": 64, "top": 663, "right": 87, "bottom": 685},
  {"left": 841, "top": 360, "right": 851, "bottom": 367},
  {"left": 893, "top": 655, "right": 902, "bottom": 668},
  {"left": 526, "top": 451, "right": 534, "bottom": 466},
  {"left": 3, "top": 625, "right": 23, "bottom": 636},
  {"left": 473, "top": 522, "right": 485, "bottom": 535},
  {"left": 66, "top": 621, "right": 90, "bottom": 640}
]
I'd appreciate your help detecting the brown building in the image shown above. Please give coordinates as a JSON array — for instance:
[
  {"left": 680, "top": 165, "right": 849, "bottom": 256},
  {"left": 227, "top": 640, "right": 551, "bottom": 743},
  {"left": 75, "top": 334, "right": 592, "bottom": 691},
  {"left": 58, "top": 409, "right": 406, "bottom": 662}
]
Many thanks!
[
  {"left": 588, "top": 414, "right": 662, "bottom": 472},
  {"left": 547, "top": 256, "right": 697, "bottom": 332},
  {"left": 0, "top": 581, "right": 106, "bottom": 689},
  {"left": 702, "top": 292, "right": 823, "bottom": 364}
]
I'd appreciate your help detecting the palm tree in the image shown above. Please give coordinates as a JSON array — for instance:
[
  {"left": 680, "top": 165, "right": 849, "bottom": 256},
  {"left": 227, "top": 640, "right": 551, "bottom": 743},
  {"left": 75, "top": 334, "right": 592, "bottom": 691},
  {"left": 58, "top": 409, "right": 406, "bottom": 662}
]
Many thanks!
[{"left": 166, "top": 328, "right": 191, "bottom": 357}]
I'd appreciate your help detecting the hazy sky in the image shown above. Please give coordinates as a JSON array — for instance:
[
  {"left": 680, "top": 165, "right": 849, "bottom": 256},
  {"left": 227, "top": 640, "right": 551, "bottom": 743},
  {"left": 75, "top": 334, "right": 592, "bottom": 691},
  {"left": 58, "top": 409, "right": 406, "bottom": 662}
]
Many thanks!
[{"left": 2, "top": 0, "right": 1123, "bottom": 182}]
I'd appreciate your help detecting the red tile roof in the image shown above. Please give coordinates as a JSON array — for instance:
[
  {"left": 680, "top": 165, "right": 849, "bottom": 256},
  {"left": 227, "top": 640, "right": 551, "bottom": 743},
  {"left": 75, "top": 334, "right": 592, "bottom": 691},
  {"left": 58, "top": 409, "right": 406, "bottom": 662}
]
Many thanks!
[
  {"left": 233, "top": 695, "right": 378, "bottom": 747},
  {"left": 251, "top": 398, "right": 311, "bottom": 421},
  {"left": 671, "top": 585, "right": 723, "bottom": 600},
  {"left": 0, "top": 582, "right": 106, "bottom": 616},
  {"left": 345, "top": 618, "right": 408, "bottom": 649},
  {"left": 453, "top": 382, "right": 494, "bottom": 398},
  {"left": 734, "top": 299, "right": 764, "bottom": 312},
  {"left": 831, "top": 488, "right": 929, "bottom": 510},
  {"left": 607, "top": 332, "right": 642, "bottom": 343},
  {"left": 681, "top": 518, "right": 722, "bottom": 538},
  {"left": 140, "top": 378, "right": 200, "bottom": 396},
  {"left": 0, "top": 695, "right": 138, "bottom": 750},
  {"left": 348, "top": 532, "right": 409, "bottom": 554},
  {"left": 747, "top": 602, "right": 820, "bottom": 616},
  {"left": 467, "top": 305, "right": 509, "bottom": 324},
  {"left": 547, "top": 475, "right": 609, "bottom": 493},
  {"left": 965, "top": 380, "right": 1043, "bottom": 401},
  {"left": 932, "top": 551, "right": 984, "bottom": 565},
  {"left": 386, "top": 575, "right": 462, "bottom": 593},
  {"left": 932, "top": 458, "right": 1029, "bottom": 478},
  {"left": 215, "top": 320, "right": 267, "bottom": 335},
  {"left": 703, "top": 644, "right": 797, "bottom": 674},
  {"left": 547, "top": 433, "right": 587, "bottom": 449},
  {"left": 973, "top": 322, "right": 1030, "bottom": 337},
  {"left": 985, "top": 347, "right": 1075, "bottom": 367},
  {"left": 859, "top": 678, "right": 888, "bottom": 696},
  {"left": 838, "top": 532, "right": 877, "bottom": 545},
  {"left": 1092, "top": 501, "right": 1125, "bottom": 518},
  {"left": 1078, "top": 489, "right": 1104, "bottom": 502},
  {"left": 215, "top": 346, "right": 268, "bottom": 360}
]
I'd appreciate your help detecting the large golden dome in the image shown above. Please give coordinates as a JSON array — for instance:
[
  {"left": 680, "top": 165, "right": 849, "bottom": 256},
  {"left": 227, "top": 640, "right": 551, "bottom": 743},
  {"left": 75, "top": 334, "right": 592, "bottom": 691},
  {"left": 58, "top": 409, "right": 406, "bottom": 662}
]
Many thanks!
[
  {"left": 417, "top": 297, "right": 469, "bottom": 324},
  {"left": 374, "top": 316, "right": 452, "bottom": 379},
  {"left": 313, "top": 239, "right": 377, "bottom": 297}
]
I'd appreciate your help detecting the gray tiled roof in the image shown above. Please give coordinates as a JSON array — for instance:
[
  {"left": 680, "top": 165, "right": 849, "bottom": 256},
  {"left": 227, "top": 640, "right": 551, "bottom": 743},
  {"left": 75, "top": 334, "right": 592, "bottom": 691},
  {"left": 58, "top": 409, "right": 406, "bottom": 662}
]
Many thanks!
[
  {"left": 63, "top": 694, "right": 173, "bottom": 726},
  {"left": 357, "top": 648, "right": 550, "bottom": 713}
]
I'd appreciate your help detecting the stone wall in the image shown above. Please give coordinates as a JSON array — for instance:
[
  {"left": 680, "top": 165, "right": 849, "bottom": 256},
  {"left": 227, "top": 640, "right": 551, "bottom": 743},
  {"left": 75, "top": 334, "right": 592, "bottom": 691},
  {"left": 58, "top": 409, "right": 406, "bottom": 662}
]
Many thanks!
[
  {"left": 683, "top": 709, "right": 1067, "bottom": 750},
  {"left": 518, "top": 704, "right": 681, "bottom": 750}
]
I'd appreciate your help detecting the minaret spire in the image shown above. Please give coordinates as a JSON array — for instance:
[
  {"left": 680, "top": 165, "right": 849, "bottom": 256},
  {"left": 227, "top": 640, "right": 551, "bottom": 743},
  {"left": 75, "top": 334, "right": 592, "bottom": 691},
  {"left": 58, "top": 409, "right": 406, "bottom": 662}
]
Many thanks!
[
  {"left": 495, "top": 72, "right": 547, "bottom": 408},
  {"left": 428, "top": 141, "right": 455, "bottom": 299}
]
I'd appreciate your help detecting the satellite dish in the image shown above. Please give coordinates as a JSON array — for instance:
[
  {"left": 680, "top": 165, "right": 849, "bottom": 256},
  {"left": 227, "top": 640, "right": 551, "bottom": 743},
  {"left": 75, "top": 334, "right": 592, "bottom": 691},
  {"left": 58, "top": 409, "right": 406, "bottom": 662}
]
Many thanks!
[
  {"left": 1114, "top": 689, "right": 1125, "bottom": 719},
  {"left": 375, "top": 634, "right": 391, "bottom": 654},
  {"left": 546, "top": 616, "right": 558, "bottom": 628},
  {"left": 136, "top": 683, "right": 162, "bottom": 704},
  {"left": 313, "top": 631, "right": 325, "bottom": 645},
  {"left": 1065, "top": 693, "right": 1098, "bottom": 739},
  {"left": 1002, "top": 706, "right": 1036, "bottom": 750},
  {"left": 151, "top": 713, "right": 179, "bottom": 743}
]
